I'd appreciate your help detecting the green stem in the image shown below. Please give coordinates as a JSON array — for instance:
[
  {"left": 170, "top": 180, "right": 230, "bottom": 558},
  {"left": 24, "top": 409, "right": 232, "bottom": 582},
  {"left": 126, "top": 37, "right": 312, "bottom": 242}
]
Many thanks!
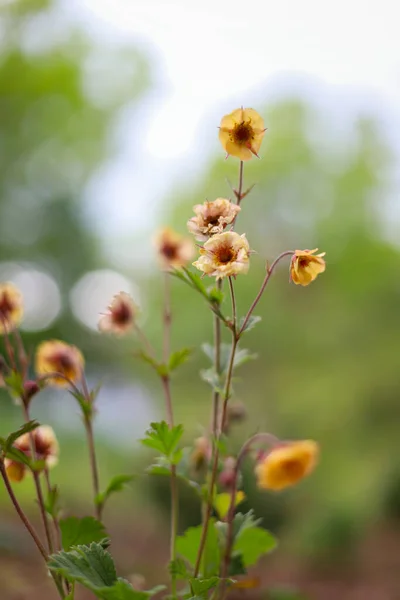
[
  {"left": 162, "top": 272, "right": 178, "bottom": 598},
  {"left": 194, "top": 282, "right": 239, "bottom": 577},
  {"left": 83, "top": 412, "right": 101, "bottom": 521}
]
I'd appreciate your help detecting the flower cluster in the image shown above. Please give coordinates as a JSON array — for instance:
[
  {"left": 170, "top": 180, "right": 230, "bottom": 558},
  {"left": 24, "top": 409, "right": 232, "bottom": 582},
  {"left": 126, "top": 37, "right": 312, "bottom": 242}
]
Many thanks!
[{"left": 5, "top": 425, "right": 59, "bottom": 482}]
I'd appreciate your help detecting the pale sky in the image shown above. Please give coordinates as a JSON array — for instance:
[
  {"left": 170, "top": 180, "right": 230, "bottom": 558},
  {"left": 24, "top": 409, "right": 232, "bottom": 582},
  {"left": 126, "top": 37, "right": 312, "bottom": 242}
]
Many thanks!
[{"left": 66, "top": 0, "right": 400, "bottom": 237}]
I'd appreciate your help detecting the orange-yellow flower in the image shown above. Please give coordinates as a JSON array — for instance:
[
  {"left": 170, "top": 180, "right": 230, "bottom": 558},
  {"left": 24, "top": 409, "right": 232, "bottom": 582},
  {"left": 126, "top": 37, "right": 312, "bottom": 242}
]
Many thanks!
[
  {"left": 154, "top": 227, "right": 195, "bottom": 270},
  {"left": 193, "top": 231, "right": 250, "bottom": 279},
  {"left": 290, "top": 249, "right": 326, "bottom": 286},
  {"left": 98, "top": 292, "right": 137, "bottom": 335},
  {"left": 35, "top": 340, "right": 84, "bottom": 387},
  {"left": 255, "top": 440, "right": 319, "bottom": 491},
  {"left": 0, "top": 283, "right": 23, "bottom": 335},
  {"left": 187, "top": 198, "right": 241, "bottom": 241},
  {"left": 219, "top": 108, "right": 266, "bottom": 161},
  {"left": 5, "top": 425, "right": 59, "bottom": 482}
]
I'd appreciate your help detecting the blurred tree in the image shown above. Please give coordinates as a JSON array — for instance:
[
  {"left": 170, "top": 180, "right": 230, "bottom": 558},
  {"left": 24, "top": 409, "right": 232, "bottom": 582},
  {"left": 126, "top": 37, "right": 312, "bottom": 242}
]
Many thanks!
[{"left": 0, "top": 0, "right": 151, "bottom": 357}]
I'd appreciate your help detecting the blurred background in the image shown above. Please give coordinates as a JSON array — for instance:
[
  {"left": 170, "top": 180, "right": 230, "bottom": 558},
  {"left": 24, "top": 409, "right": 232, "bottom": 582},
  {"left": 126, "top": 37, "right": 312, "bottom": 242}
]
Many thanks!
[{"left": 1, "top": 0, "right": 400, "bottom": 598}]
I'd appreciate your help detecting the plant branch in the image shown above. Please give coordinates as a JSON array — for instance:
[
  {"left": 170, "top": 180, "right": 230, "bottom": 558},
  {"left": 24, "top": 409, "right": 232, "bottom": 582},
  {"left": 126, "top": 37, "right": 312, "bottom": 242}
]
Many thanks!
[
  {"left": 239, "top": 250, "right": 294, "bottom": 336},
  {"left": 211, "top": 280, "right": 222, "bottom": 437},
  {"left": 162, "top": 272, "right": 178, "bottom": 598}
]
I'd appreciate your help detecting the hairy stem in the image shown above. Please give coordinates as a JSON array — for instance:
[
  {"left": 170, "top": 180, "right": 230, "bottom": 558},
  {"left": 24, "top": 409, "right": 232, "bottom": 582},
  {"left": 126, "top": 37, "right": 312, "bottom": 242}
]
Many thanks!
[
  {"left": 0, "top": 462, "right": 66, "bottom": 598},
  {"left": 0, "top": 461, "right": 48, "bottom": 560},
  {"left": 83, "top": 413, "right": 101, "bottom": 520},
  {"left": 211, "top": 280, "right": 223, "bottom": 437},
  {"left": 239, "top": 250, "right": 294, "bottom": 336},
  {"left": 194, "top": 281, "right": 239, "bottom": 577},
  {"left": 162, "top": 272, "right": 178, "bottom": 597},
  {"left": 236, "top": 161, "right": 244, "bottom": 205},
  {"left": 44, "top": 469, "right": 62, "bottom": 551}
]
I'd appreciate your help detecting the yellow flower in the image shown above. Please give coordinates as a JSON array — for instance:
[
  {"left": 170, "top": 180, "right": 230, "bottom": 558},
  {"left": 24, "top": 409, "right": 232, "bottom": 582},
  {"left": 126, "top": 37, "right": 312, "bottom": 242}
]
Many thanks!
[
  {"left": 255, "top": 440, "right": 319, "bottom": 491},
  {"left": 193, "top": 231, "right": 250, "bottom": 279},
  {"left": 5, "top": 425, "right": 59, "bottom": 482},
  {"left": 219, "top": 108, "right": 266, "bottom": 160},
  {"left": 98, "top": 292, "right": 137, "bottom": 335},
  {"left": 154, "top": 227, "right": 195, "bottom": 270},
  {"left": 0, "top": 282, "right": 23, "bottom": 335},
  {"left": 187, "top": 198, "right": 241, "bottom": 241},
  {"left": 290, "top": 249, "right": 326, "bottom": 286},
  {"left": 35, "top": 340, "right": 84, "bottom": 387}
]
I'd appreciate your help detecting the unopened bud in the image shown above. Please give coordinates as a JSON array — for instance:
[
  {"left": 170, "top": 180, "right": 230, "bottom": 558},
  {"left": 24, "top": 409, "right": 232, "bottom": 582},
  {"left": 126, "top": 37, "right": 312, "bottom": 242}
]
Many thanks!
[
  {"left": 226, "top": 401, "right": 247, "bottom": 423},
  {"left": 23, "top": 380, "right": 40, "bottom": 403},
  {"left": 191, "top": 436, "right": 211, "bottom": 473},
  {"left": 218, "top": 456, "right": 237, "bottom": 490}
]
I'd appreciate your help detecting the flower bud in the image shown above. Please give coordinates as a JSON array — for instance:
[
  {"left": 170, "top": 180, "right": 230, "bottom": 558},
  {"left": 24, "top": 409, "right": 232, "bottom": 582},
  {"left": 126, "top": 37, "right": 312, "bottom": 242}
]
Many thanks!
[
  {"left": 23, "top": 380, "right": 40, "bottom": 404},
  {"left": 190, "top": 436, "right": 211, "bottom": 473}
]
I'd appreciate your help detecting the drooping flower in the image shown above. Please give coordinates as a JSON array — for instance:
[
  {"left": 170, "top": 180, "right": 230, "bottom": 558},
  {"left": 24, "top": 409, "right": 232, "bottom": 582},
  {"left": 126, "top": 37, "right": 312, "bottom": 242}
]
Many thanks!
[
  {"left": 219, "top": 108, "right": 266, "bottom": 160},
  {"left": 190, "top": 436, "right": 211, "bottom": 472},
  {"left": 193, "top": 231, "right": 250, "bottom": 279},
  {"left": 0, "top": 283, "right": 23, "bottom": 335},
  {"left": 255, "top": 440, "right": 319, "bottom": 491},
  {"left": 35, "top": 340, "right": 84, "bottom": 387},
  {"left": 290, "top": 249, "right": 326, "bottom": 286},
  {"left": 154, "top": 227, "right": 195, "bottom": 270},
  {"left": 5, "top": 425, "right": 59, "bottom": 482},
  {"left": 98, "top": 292, "right": 137, "bottom": 335},
  {"left": 187, "top": 198, "right": 241, "bottom": 241}
]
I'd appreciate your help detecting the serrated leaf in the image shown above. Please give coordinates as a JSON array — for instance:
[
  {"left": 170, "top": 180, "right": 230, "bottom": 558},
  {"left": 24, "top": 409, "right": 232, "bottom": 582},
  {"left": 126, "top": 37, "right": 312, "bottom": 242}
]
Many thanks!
[
  {"left": 228, "top": 554, "right": 247, "bottom": 576},
  {"left": 49, "top": 543, "right": 164, "bottom": 599},
  {"left": 48, "top": 542, "right": 117, "bottom": 589},
  {"left": 232, "top": 511, "right": 262, "bottom": 538},
  {"left": 141, "top": 422, "right": 183, "bottom": 459},
  {"left": 59, "top": 517, "right": 108, "bottom": 551},
  {"left": 177, "top": 519, "right": 220, "bottom": 578},
  {"left": 233, "top": 527, "right": 277, "bottom": 567},
  {"left": 239, "top": 316, "right": 262, "bottom": 334},
  {"left": 189, "top": 577, "right": 220, "bottom": 597},
  {"left": 95, "top": 475, "right": 134, "bottom": 507},
  {"left": 168, "top": 348, "right": 192, "bottom": 372},
  {"left": 5, "top": 420, "right": 40, "bottom": 451},
  {"left": 214, "top": 492, "right": 246, "bottom": 520}
]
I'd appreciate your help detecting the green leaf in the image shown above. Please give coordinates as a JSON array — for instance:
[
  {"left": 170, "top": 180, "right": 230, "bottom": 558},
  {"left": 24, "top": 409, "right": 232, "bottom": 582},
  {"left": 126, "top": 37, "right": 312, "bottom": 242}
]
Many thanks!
[
  {"left": 59, "top": 517, "right": 108, "bottom": 551},
  {"left": 207, "top": 286, "right": 224, "bottom": 305},
  {"left": 136, "top": 352, "right": 167, "bottom": 377},
  {"left": 146, "top": 458, "right": 200, "bottom": 493},
  {"left": 168, "top": 558, "right": 191, "bottom": 580},
  {"left": 3, "top": 371, "right": 24, "bottom": 398},
  {"left": 233, "top": 527, "right": 277, "bottom": 567},
  {"left": 95, "top": 474, "right": 134, "bottom": 507},
  {"left": 214, "top": 492, "right": 246, "bottom": 520},
  {"left": 48, "top": 542, "right": 117, "bottom": 589},
  {"left": 239, "top": 315, "right": 262, "bottom": 334},
  {"left": 141, "top": 422, "right": 183, "bottom": 458},
  {"left": 168, "top": 348, "right": 192, "bottom": 372},
  {"left": 69, "top": 390, "right": 92, "bottom": 417},
  {"left": 4, "top": 446, "right": 32, "bottom": 467},
  {"left": 176, "top": 519, "right": 220, "bottom": 577},
  {"left": 227, "top": 554, "right": 247, "bottom": 576},
  {"left": 189, "top": 577, "right": 220, "bottom": 597},
  {"left": 200, "top": 368, "right": 223, "bottom": 394},
  {"left": 4, "top": 420, "right": 40, "bottom": 452},
  {"left": 232, "top": 348, "right": 258, "bottom": 370},
  {"left": 49, "top": 544, "right": 165, "bottom": 600}
]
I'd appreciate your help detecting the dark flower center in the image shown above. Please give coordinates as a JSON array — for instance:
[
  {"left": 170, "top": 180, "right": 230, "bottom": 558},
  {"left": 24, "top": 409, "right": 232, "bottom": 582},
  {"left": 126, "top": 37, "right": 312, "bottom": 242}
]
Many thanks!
[
  {"left": 205, "top": 216, "right": 221, "bottom": 227},
  {"left": 0, "top": 292, "right": 14, "bottom": 320},
  {"left": 217, "top": 245, "right": 235, "bottom": 264},
  {"left": 282, "top": 459, "right": 305, "bottom": 479},
  {"left": 232, "top": 121, "right": 254, "bottom": 145},
  {"left": 161, "top": 243, "right": 178, "bottom": 260},
  {"left": 112, "top": 303, "right": 132, "bottom": 325},
  {"left": 298, "top": 257, "right": 310, "bottom": 269},
  {"left": 54, "top": 351, "right": 75, "bottom": 371}
]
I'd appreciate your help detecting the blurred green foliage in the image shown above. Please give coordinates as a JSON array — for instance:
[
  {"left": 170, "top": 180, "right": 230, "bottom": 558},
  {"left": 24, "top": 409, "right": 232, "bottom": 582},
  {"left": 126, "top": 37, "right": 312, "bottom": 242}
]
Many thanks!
[{"left": 1, "top": 0, "right": 400, "bottom": 571}]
